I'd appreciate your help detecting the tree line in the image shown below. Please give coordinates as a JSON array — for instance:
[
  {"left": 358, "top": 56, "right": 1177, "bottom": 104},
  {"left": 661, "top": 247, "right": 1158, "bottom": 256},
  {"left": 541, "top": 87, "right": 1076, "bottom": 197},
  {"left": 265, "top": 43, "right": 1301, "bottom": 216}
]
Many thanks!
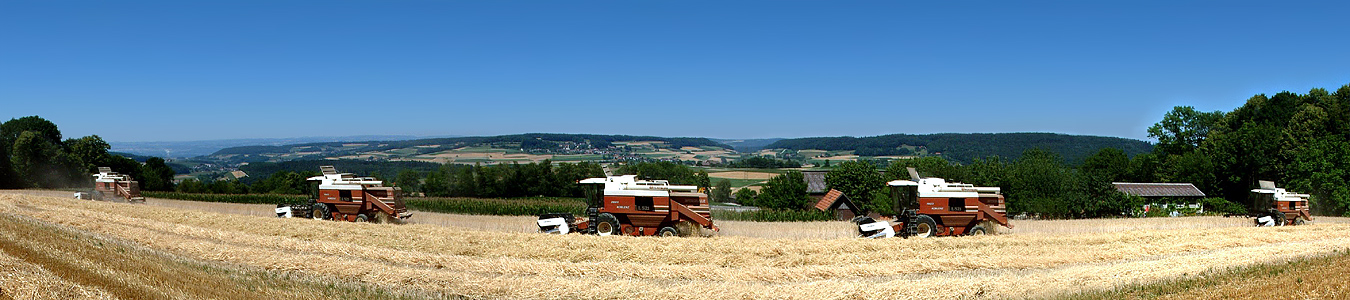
[
  {"left": 763, "top": 132, "right": 1153, "bottom": 164},
  {"left": 0, "top": 116, "right": 176, "bottom": 191},
  {"left": 1139, "top": 84, "right": 1350, "bottom": 216}
]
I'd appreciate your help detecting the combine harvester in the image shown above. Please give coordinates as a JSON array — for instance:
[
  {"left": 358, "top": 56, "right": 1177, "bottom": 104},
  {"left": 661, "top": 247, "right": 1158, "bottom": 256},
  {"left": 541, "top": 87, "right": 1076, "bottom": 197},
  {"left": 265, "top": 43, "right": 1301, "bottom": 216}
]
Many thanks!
[
  {"left": 1246, "top": 180, "right": 1312, "bottom": 226},
  {"left": 77, "top": 167, "right": 145, "bottom": 203},
  {"left": 537, "top": 175, "right": 717, "bottom": 237},
  {"left": 853, "top": 167, "right": 1011, "bottom": 238},
  {"left": 276, "top": 166, "right": 411, "bottom": 223}
]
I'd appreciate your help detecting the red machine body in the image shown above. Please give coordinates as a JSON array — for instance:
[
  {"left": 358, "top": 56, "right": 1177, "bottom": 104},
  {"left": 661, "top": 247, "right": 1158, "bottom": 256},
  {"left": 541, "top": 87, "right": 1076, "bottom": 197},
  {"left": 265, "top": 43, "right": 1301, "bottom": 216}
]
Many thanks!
[
  {"left": 87, "top": 167, "right": 145, "bottom": 203},
  {"left": 855, "top": 167, "right": 1011, "bottom": 238},
  {"left": 538, "top": 175, "right": 716, "bottom": 237}
]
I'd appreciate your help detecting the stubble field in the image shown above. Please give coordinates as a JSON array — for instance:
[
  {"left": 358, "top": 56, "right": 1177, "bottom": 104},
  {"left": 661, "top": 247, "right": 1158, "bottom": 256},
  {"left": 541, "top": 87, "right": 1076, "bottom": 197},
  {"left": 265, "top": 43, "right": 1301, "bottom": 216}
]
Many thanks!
[{"left": 1, "top": 191, "right": 1348, "bottom": 299}]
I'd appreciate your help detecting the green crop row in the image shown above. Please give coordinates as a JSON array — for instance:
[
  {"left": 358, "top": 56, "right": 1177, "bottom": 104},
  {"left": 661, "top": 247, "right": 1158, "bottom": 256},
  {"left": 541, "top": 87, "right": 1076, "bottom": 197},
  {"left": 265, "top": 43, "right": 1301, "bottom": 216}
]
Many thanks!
[
  {"left": 711, "top": 209, "right": 836, "bottom": 222},
  {"left": 404, "top": 197, "right": 586, "bottom": 216},
  {"left": 143, "top": 192, "right": 310, "bottom": 205}
]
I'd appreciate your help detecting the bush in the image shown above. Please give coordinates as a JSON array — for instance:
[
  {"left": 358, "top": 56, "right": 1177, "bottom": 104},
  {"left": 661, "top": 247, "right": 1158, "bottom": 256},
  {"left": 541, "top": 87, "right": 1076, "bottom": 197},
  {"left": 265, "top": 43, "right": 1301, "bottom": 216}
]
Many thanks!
[
  {"left": 712, "top": 209, "right": 834, "bottom": 222},
  {"left": 1201, "top": 197, "right": 1247, "bottom": 215}
]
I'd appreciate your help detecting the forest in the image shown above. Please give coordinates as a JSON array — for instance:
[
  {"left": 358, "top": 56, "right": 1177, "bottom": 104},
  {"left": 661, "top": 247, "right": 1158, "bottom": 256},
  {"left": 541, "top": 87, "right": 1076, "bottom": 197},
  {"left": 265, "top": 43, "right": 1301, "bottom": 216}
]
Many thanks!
[{"left": 764, "top": 132, "right": 1153, "bottom": 164}]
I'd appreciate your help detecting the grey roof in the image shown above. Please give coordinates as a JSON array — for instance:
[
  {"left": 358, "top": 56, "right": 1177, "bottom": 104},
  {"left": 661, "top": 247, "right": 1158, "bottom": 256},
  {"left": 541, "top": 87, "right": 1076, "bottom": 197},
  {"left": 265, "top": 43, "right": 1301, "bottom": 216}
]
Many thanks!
[
  {"left": 1112, "top": 182, "right": 1206, "bottom": 197},
  {"left": 803, "top": 171, "right": 828, "bottom": 194}
]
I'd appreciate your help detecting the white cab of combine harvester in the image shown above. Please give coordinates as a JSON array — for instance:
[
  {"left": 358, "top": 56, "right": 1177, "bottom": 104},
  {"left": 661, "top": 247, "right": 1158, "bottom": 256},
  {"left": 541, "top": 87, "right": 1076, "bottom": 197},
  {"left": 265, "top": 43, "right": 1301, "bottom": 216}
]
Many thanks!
[
  {"left": 886, "top": 178, "right": 998, "bottom": 198},
  {"left": 1249, "top": 181, "right": 1311, "bottom": 203},
  {"left": 306, "top": 172, "right": 388, "bottom": 190},
  {"left": 93, "top": 168, "right": 133, "bottom": 183},
  {"left": 580, "top": 175, "right": 699, "bottom": 197}
]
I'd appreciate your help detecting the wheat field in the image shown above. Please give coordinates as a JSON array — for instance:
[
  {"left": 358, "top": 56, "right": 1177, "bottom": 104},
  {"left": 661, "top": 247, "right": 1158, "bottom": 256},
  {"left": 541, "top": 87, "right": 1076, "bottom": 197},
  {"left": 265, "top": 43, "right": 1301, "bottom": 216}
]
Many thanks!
[{"left": 2, "top": 191, "right": 1349, "bottom": 299}]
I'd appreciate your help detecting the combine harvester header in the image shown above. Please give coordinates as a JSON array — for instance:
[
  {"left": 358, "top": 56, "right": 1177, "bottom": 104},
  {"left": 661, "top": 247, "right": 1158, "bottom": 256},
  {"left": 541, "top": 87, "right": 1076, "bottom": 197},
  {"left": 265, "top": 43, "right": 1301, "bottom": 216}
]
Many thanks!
[{"left": 538, "top": 175, "right": 717, "bottom": 237}]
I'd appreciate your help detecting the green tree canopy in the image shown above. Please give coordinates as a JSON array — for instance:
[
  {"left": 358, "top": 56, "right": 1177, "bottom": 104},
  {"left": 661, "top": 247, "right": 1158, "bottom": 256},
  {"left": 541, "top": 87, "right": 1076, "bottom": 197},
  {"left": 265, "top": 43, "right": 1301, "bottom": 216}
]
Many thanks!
[
  {"left": 755, "top": 171, "right": 809, "bottom": 210},
  {"left": 1147, "top": 106, "right": 1225, "bottom": 156},
  {"left": 824, "top": 160, "right": 884, "bottom": 208}
]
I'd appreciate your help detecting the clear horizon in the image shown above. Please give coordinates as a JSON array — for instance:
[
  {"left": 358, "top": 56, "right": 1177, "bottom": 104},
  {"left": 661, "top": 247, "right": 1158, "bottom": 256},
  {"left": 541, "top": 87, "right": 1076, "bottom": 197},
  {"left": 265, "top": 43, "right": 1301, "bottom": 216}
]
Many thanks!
[{"left": 4, "top": 1, "right": 1348, "bottom": 142}]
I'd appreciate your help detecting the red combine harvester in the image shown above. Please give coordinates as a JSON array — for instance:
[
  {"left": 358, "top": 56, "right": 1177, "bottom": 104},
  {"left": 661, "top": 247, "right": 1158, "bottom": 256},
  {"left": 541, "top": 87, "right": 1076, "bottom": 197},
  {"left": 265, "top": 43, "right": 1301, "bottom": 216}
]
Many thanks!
[
  {"left": 1247, "top": 180, "right": 1312, "bottom": 226},
  {"left": 537, "top": 175, "right": 717, "bottom": 237},
  {"left": 81, "top": 167, "right": 145, "bottom": 203},
  {"left": 853, "top": 167, "right": 1011, "bottom": 238},
  {"left": 275, "top": 166, "right": 411, "bottom": 223}
]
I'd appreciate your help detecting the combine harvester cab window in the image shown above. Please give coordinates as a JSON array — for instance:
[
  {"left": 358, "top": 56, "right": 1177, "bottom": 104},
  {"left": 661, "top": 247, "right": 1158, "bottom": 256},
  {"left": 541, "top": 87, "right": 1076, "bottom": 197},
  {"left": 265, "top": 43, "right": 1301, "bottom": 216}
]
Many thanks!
[
  {"left": 583, "top": 183, "right": 604, "bottom": 208},
  {"left": 890, "top": 185, "right": 918, "bottom": 213}
]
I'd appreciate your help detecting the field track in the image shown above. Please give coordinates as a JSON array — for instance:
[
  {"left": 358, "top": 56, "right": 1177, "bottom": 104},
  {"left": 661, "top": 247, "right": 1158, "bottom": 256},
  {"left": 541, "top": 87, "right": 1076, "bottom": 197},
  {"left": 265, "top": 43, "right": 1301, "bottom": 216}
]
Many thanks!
[{"left": 2, "top": 190, "right": 1349, "bottom": 299}]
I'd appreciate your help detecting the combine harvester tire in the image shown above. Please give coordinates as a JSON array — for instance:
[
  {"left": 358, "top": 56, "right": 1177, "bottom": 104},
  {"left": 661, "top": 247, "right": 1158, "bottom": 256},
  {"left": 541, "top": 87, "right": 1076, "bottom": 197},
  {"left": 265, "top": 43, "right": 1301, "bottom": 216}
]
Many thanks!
[
  {"left": 312, "top": 204, "right": 329, "bottom": 220},
  {"left": 658, "top": 227, "right": 678, "bottom": 237},
  {"left": 594, "top": 213, "right": 620, "bottom": 236},
  {"left": 913, "top": 215, "right": 937, "bottom": 238}
]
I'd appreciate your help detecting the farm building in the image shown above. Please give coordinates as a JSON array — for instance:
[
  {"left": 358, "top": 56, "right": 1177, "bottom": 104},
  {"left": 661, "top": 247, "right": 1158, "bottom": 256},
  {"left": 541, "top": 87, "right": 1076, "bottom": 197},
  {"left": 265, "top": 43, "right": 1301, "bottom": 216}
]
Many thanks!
[
  {"left": 803, "top": 171, "right": 829, "bottom": 197},
  {"left": 813, "top": 189, "right": 861, "bottom": 220},
  {"left": 1113, "top": 182, "right": 1206, "bottom": 212}
]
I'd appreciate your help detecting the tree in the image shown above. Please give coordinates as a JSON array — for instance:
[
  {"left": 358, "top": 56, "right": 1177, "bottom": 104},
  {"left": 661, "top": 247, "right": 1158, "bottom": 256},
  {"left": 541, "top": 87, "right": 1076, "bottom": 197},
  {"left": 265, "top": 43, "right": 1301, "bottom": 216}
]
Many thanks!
[
  {"left": 824, "top": 161, "right": 884, "bottom": 207},
  {"left": 9, "top": 131, "right": 69, "bottom": 188},
  {"left": 3, "top": 117, "right": 69, "bottom": 188},
  {"left": 1147, "top": 106, "right": 1225, "bottom": 156},
  {"left": 733, "top": 188, "right": 758, "bottom": 206},
  {"left": 710, "top": 179, "right": 732, "bottom": 203},
  {"left": 755, "top": 171, "right": 809, "bottom": 210},
  {"left": 64, "top": 135, "right": 112, "bottom": 174},
  {"left": 1, "top": 116, "right": 62, "bottom": 148},
  {"left": 423, "top": 169, "right": 451, "bottom": 197},
  {"left": 139, "top": 157, "right": 177, "bottom": 191},
  {"left": 694, "top": 170, "right": 711, "bottom": 191},
  {"left": 395, "top": 169, "right": 422, "bottom": 195},
  {"left": 1081, "top": 148, "right": 1129, "bottom": 182}
]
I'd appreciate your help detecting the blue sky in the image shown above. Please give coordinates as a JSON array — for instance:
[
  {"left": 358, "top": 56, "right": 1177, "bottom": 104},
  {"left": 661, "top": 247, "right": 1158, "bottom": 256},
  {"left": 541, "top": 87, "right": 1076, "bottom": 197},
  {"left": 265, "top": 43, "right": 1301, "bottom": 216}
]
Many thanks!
[{"left": 3, "top": 1, "right": 1348, "bottom": 142}]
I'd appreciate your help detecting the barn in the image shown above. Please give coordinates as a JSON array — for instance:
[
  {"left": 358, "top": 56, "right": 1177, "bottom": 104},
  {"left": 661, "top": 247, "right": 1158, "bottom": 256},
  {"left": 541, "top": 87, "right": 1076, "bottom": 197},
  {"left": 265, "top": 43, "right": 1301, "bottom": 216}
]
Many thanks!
[{"left": 812, "top": 189, "right": 861, "bottom": 220}]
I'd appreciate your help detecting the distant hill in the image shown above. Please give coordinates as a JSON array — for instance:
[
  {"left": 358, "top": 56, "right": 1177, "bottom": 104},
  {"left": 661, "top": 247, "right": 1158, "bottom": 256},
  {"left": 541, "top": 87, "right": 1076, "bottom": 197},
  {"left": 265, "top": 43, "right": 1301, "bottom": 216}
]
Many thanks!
[
  {"left": 713, "top": 138, "right": 784, "bottom": 152},
  {"left": 238, "top": 160, "right": 443, "bottom": 183},
  {"left": 212, "top": 133, "right": 731, "bottom": 156},
  {"left": 110, "top": 135, "right": 427, "bottom": 158},
  {"left": 764, "top": 133, "right": 1153, "bottom": 164}
]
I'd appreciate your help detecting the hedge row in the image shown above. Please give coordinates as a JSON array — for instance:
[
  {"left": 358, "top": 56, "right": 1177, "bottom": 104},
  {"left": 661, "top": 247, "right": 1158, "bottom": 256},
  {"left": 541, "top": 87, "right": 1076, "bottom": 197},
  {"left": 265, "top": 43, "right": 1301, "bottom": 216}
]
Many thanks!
[
  {"left": 711, "top": 209, "right": 836, "bottom": 222},
  {"left": 404, "top": 197, "right": 586, "bottom": 216},
  {"left": 143, "top": 192, "right": 309, "bottom": 205}
]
